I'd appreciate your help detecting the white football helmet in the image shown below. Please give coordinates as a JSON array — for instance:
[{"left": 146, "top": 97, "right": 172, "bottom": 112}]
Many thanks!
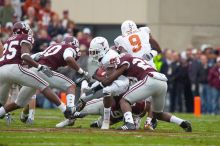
[
  {"left": 101, "top": 49, "right": 120, "bottom": 69},
  {"left": 89, "top": 37, "right": 110, "bottom": 62},
  {"left": 121, "top": 20, "right": 138, "bottom": 36}
]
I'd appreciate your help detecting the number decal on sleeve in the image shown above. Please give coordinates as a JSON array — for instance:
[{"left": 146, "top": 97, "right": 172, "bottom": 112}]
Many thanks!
[
  {"left": 0, "top": 41, "right": 19, "bottom": 61},
  {"left": 128, "top": 34, "right": 142, "bottom": 53},
  {"left": 42, "top": 45, "right": 62, "bottom": 57}
]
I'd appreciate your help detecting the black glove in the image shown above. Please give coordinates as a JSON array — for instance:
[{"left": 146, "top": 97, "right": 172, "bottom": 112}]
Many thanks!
[
  {"left": 38, "top": 65, "right": 53, "bottom": 77},
  {"left": 75, "top": 71, "right": 91, "bottom": 85},
  {"left": 75, "top": 99, "right": 86, "bottom": 112}
]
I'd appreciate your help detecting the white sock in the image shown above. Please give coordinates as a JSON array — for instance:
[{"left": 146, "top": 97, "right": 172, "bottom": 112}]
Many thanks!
[
  {"left": 124, "top": 111, "right": 134, "bottom": 124},
  {"left": 0, "top": 107, "right": 6, "bottom": 117},
  {"left": 66, "top": 94, "right": 75, "bottom": 108},
  {"left": 146, "top": 117, "right": 152, "bottom": 124},
  {"left": 103, "top": 107, "right": 111, "bottom": 122},
  {"left": 58, "top": 102, "right": 66, "bottom": 113},
  {"left": 170, "top": 115, "right": 184, "bottom": 125},
  {"left": 28, "top": 109, "right": 35, "bottom": 120}
]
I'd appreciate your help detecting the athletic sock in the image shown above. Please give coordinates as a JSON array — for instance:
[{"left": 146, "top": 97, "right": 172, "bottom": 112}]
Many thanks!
[
  {"left": 58, "top": 102, "right": 66, "bottom": 113},
  {"left": 146, "top": 117, "right": 152, "bottom": 124},
  {"left": 66, "top": 94, "right": 75, "bottom": 107},
  {"left": 170, "top": 115, "right": 184, "bottom": 125},
  {"left": 28, "top": 109, "right": 35, "bottom": 120},
  {"left": 0, "top": 107, "right": 6, "bottom": 117},
  {"left": 124, "top": 111, "right": 134, "bottom": 124},
  {"left": 103, "top": 107, "right": 111, "bottom": 122}
]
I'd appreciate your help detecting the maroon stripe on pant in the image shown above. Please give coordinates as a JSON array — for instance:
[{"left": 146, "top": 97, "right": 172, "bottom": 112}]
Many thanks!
[
  {"left": 86, "top": 98, "right": 103, "bottom": 106},
  {"left": 53, "top": 71, "right": 75, "bottom": 85},
  {"left": 123, "top": 76, "right": 148, "bottom": 98},
  {"left": 18, "top": 65, "right": 49, "bottom": 86}
]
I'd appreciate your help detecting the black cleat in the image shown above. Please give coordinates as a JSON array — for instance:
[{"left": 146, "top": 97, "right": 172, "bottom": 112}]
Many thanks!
[
  {"left": 64, "top": 107, "right": 73, "bottom": 119},
  {"left": 5, "top": 113, "right": 12, "bottom": 126},
  {"left": 118, "top": 122, "right": 136, "bottom": 130},
  {"left": 90, "top": 121, "right": 101, "bottom": 128},
  {"left": 73, "top": 112, "right": 86, "bottom": 119},
  {"left": 20, "top": 112, "right": 28, "bottom": 123},
  {"left": 180, "top": 121, "right": 192, "bottom": 132}
]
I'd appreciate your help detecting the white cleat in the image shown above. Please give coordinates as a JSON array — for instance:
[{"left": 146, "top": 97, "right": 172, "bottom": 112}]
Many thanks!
[
  {"left": 101, "top": 120, "right": 110, "bottom": 130},
  {"left": 56, "top": 119, "right": 75, "bottom": 128}
]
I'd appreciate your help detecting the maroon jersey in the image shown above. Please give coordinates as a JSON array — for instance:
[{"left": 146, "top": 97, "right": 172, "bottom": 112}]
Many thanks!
[
  {"left": 117, "top": 54, "right": 156, "bottom": 81},
  {"left": 39, "top": 43, "right": 80, "bottom": 70},
  {"left": 0, "top": 34, "right": 34, "bottom": 66}
]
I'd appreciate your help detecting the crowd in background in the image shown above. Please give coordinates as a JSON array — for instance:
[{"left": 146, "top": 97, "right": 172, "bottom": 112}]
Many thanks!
[
  {"left": 159, "top": 46, "right": 220, "bottom": 114},
  {"left": 0, "top": 0, "right": 220, "bottom": 114}
]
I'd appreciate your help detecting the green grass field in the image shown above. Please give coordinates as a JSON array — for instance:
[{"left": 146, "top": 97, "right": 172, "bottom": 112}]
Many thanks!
[{"left": 0, "top": 109, "right": 219, "bottom": 146}]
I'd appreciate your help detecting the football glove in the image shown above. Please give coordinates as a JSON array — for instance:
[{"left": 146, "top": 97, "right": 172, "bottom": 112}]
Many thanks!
[{"left": 38, "top": 64, "right": 54, "bottom": 77}]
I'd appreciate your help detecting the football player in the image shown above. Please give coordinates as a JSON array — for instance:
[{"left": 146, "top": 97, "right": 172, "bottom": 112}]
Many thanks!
[
  {"left": 114, "top": 20, "right": 162, "bottom": 129},
  {"left": 77, "top": 37, "right": 130, "bottom": 129},
  {"left": 56, "top": 97, "right": 148, "bottom": 130},
  {"left": 0, "top": 21, "right": 72, "bottom": 120},
  {"left": 114, "top": 20, "right": 161, "bottom": 68},
  {"left": 83, "top": 51, "right": 192, "bottom": 132},
  {"left": 18, "top": 36, "right": 90, "bottom": 124}
]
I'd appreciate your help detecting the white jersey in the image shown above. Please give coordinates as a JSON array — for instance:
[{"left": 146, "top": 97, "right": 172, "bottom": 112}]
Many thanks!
[{"left": 114, "top": 27, "right": 155, "bottom": 67}]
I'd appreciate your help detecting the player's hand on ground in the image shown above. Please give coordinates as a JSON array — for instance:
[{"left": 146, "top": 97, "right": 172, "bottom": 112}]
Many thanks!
[{"left": 38, "top": 65, "right": 54, "bottom": 77}]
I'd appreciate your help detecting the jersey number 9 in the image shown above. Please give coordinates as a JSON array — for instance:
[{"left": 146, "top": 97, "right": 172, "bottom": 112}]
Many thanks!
[{"left": 129, "top": 34, "right": 142, "bottom": 53}]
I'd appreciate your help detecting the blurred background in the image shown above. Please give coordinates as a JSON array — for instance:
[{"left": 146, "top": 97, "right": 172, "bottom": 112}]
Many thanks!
[{"left": 0, "top": 0, "right": 220, "bottom": 114}]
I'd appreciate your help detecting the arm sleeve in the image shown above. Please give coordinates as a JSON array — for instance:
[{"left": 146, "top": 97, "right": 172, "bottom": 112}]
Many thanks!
[
  {"left": 63, "top": 47, "right": 76, "bottom": 60},
  {"left": 20, "top": 34, "right": 34, "bottom": 49}
]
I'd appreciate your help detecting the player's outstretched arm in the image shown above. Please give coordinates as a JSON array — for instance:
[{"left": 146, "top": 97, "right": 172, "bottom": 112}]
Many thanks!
[
  {"left": 21, "top": 42, "right": 53, "bottom": 77},
  {"left": 21, "top": 42, "right": 39, "bottom": 68},
  {"left": 65, "top": 57, "right": 81, "bottom": 72},
  {"left": 101, "top": 64, "right": 128, "bottom": 87}
]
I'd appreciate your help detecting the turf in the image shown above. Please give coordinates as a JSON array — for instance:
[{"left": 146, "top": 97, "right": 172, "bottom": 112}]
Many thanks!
[{"left": 0, "top": 109, "right": 219, "bottom": 146}]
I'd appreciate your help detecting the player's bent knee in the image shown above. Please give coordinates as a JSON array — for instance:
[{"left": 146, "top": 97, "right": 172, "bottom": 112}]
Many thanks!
[{"left": 120, "top": 97, "right": 132, "bottom": 105}]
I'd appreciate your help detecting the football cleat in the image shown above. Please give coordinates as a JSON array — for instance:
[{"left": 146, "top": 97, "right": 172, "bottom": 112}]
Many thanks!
[
  {"left": 180, "top": 121, "right": 192, "bottom": 132},
  {"left": 118, "top": 122, "right": 136, "bottom": 130},
  {"left": 20, "top": 112, "right": 28, "bottom": 123},
  {"left": 73, "top": 112, "right": 86, "bottom": 119},
  {"left": 64, "top": 106, "right": 75, "bottom": 119},
  {"left": 26, "top": 118, "right": 34, "bottom": 125},
  {"left": 56, "top": 119, "right": 75, "bottom": 128},
  {"left": 5, "top": 113, "right": 12, "bottom": 126},
  {"left": 90, "top": 120, "right": 101, "bottom": 128}
]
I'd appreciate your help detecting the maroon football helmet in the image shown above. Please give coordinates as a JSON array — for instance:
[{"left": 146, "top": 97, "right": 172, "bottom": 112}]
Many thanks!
[
  {"left": 13, "top": 21, "right": 33, "bottom": 36},
  {"left": 63, "top": 36, "right": 79, "bottom": 48}
]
